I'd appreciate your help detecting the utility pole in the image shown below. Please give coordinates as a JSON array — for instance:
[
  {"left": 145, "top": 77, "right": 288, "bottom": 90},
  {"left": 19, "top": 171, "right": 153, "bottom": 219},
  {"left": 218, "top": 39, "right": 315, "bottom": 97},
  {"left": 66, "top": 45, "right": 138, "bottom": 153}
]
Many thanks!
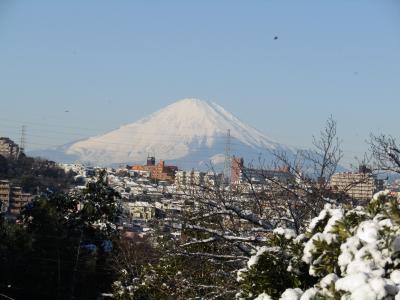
[
  {"left": 17, "top": 125, "right": 26, "bottom": 159},
  {"left": 223, "top": 129, "right": 231, "bottom": 186},
  {"left": 70, "top": 230, "right": 83, "bottom": 300}
]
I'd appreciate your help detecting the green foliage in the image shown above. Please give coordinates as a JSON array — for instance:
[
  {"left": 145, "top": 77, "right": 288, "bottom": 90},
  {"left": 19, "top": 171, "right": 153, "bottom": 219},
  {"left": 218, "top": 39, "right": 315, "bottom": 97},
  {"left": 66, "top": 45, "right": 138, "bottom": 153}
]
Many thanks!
[
  {"left": 305, "top": 210, "right": 368, "bottom": 279},
  {"left": 238, "top": 193, "right": 400, "bottom": 300},
  {"left": 238, "top": 233, "right": 316, "bottom": 300},
  {"left": 0, "top": 153, "right": 74, "bottom": 193},
  {"left": 0, "top": 173, "right": 121, "bottom": 299},
  {"left": 113, "top": 227, "right": 240, "bottom": 300},
  {"left": 78, "top": 171, "right": 121, "bottom": 232}
]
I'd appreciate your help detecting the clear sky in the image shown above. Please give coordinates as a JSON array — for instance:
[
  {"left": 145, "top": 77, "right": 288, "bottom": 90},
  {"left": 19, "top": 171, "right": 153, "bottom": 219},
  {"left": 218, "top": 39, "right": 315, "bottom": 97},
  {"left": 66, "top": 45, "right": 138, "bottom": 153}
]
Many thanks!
[{"left": 0, "top": 1, "right": 399, "bottom": 166}]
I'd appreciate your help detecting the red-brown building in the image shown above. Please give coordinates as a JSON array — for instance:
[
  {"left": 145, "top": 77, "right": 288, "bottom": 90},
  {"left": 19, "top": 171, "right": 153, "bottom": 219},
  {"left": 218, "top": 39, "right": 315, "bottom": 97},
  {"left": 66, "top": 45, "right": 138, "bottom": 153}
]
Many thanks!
[
  {"left": 131, "top": 156, "right": 178, "bottom": 182},
  {"left": 231, "top": 156, "right": 293, "bottom": 186},
  {"left": 231, "top": 156, "right": 244, "bottom": 186}
]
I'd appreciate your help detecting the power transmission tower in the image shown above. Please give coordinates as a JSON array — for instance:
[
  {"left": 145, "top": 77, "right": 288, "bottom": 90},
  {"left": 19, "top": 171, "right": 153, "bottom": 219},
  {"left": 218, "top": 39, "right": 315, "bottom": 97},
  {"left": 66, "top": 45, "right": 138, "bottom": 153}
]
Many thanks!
[
  {"left": 223, "top": 129, "right": 231, "bottom": 185},
  {"left": 17, "top": 125, "right": 26, "bottom": 159}
]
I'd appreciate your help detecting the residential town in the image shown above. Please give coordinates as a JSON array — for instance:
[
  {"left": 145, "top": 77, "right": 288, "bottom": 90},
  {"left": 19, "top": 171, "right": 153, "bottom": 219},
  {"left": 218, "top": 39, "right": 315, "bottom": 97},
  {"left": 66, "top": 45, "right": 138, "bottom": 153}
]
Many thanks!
[
  {"left": 1, "top": 136, "right": 398, "bottom": 235},
  {"left": 2, "top": 135, "right": 398, "bottom": 247}
]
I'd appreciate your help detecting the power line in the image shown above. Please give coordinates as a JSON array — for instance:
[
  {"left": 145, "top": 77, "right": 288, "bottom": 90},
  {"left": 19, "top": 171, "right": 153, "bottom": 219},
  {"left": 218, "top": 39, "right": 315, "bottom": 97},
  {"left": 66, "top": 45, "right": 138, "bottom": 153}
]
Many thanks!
[
  {"left": 17, "top": 140, "right": 359, "bottom": 167},
  {"left": 0, "top": 123, "right": 256, "bottom": 144},
  {"left": 0, "top": 118, "right": 370, "bottom": 153},
  {"left": 0, "top": 123, "right": 305, "bottom": 152},
  {"left": 20, "top": 125, "right": 26, "bottom": 154},
  {"left": 0, "top": 118, "right": 370, "bottom": 167},
  {"left": 0, "top": 117, "right": 109, "bottom": 132}
]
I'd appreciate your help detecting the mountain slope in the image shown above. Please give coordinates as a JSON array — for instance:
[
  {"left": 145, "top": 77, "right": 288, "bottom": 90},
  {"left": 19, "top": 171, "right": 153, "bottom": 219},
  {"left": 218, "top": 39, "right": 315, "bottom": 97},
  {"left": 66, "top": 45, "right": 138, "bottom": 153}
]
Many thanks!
[{"left": 30, "top": 99, "right": 296, "bottom": 169}]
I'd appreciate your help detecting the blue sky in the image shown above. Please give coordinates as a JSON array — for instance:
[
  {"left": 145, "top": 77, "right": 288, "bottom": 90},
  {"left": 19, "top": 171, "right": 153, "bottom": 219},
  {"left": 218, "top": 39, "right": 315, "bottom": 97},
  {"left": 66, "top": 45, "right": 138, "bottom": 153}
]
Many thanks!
[{"left": 0, "top": 1, "right": 399, "bottom": 165}]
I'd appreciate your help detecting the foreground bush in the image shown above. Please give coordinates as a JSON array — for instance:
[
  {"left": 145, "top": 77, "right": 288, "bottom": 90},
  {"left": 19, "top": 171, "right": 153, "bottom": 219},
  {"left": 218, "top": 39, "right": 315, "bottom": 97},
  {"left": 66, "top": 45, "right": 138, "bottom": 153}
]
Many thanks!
[{"left": 238, "top": 191, "right": 400, "bottom": 300}]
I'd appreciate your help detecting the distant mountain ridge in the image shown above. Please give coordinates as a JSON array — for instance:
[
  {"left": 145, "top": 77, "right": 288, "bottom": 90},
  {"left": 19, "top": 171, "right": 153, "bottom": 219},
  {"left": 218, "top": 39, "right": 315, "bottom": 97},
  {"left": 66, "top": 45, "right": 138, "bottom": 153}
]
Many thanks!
[{"left": 29, "top": 98, "right": 297, "bottom": 169}]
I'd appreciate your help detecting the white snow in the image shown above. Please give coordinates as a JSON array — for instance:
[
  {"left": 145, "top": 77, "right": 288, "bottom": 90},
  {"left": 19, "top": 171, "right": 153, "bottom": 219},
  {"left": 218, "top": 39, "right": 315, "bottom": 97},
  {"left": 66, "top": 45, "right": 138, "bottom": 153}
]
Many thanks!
[
  {"left": 319, "top": 273, "right": 338, "bottom": 289},
  {"left": 236, "top": 268, "right": 246, "bottom": 282},
  {"left": 308, "top": 208, "right": 328, "bottom": 232},
  {"left": 273, "top": 227, "right": 297, "bottom": 240},
  {"left": 391, "top": 270, "right": 400, "bottom": 285},
  {"left": 356, "top": 220, "right": 380, "bottom": 244},
  {"left": 241, "top": 192, "right": 400, "bottom": 300},
  {"left": 335, "top": 272, "right": 369, "bottom": 292},
  {"left": 372, "top": 190, "right": 390, "bottom": 201},
  {"left": 336, "top": 274, "right": 398, "bottom": 300},
  {"left": 302, "top": 232, "right": 336, "bottom": 265},
  {"left": 301, "top": 205, "right": 345, "bottom": 276},
  {"left": 64, "top": 98, "right": 294, "bottom": 166},
  {"left": 308, "top": 204, "right": 343, "bottom": 234},
  {"left": 299, "top": 288, "right": 317, "bottom": 300},
  {"left": 247, "top": 246, "right": 279, "bottom": 268},
  {"left": 333, "top": 210, "right": 400, "bottom": 300},
  {"left": 254, "top": 292, "right": 272, "bottom": 300},
  {"left": 279, "top": 288, "right": 303, "bottom": 300},
  {"left": 322, "top": 208, "right": 343, "bottom": 234}
]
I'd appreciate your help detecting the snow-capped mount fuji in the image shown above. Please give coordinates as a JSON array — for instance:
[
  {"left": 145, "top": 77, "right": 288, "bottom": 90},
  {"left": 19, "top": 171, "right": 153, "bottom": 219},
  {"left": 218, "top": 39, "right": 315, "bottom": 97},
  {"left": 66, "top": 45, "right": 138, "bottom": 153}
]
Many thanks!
[{"left": 30, "top": 99, "right": 296, "bottom": 169}]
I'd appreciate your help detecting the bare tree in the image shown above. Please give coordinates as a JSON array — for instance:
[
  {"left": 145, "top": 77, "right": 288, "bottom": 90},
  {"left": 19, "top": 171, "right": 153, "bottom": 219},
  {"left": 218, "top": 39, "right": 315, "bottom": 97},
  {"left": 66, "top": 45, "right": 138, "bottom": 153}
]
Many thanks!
[
  {"left": 369, "top": 134, "right": 400, "bottom": 174},
  {"left": 164, "top": 117, "right": 346, "bottom": 298},
  {"left": 115, "top": 117, "right": 347, "bottom": 299},
  {"left": 265, "top": 116, "right": 344, "bottom": 225},
  {"left": 300, "top": 116, "right": 343, "bottom": 187}
]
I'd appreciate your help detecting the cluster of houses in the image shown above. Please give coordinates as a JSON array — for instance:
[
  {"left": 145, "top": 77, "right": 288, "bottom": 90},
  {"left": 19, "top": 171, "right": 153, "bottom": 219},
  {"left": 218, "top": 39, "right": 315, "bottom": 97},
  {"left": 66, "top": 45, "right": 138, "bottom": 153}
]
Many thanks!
[
  {"left": 0, "top": 180, "right": 33, "bottom": 219},
  {"left": 0, "top": 137, "right": 32, "bottom": 219},
  {"left": 0, "top": 137, "right": 21, "bottom": 159},
  {"left": 0, "top": 136, "right": 395, "bottom": 238},
  {"left": 56, "top": 156, "right": 394, "bottom": 241},
  {"left": 62, "top": 159, "right": 186, "bottom": 239}
]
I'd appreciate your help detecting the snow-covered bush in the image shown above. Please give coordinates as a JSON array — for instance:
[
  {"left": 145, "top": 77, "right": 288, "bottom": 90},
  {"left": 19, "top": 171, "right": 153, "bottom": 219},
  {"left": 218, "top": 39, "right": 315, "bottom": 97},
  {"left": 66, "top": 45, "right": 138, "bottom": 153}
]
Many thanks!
[
  {"left": 237, "top": 228, "right": 316, "bottom": 299},
  {"left": 238, "top": 191, "right": 400, "bottom": 300}
]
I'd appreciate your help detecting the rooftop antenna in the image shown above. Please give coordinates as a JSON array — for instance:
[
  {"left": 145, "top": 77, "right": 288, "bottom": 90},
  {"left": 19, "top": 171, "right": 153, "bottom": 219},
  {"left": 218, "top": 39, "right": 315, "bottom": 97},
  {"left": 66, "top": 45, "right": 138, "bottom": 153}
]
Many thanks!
[
  {"left": 18, "top": 125, "right": 26, "bottom": 159},
  {"left": 223, "top": 129, "right": 231, "bottom": 185}
]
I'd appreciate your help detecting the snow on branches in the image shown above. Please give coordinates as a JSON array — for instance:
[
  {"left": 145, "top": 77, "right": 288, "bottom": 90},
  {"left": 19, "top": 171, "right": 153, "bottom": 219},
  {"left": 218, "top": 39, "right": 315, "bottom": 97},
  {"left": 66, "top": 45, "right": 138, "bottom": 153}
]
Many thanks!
[{"left": 238, "top": 191, "right": 400, "bottom": 300}]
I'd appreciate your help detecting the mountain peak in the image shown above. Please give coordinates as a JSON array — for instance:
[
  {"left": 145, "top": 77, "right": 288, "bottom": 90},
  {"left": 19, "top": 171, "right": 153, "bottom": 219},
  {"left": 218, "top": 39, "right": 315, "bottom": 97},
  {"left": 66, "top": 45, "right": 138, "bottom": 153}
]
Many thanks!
[
  {"left": 171, "top": 98, "right": 211, "bottom": 105},
  {"left": 157, "top": 98, "right": 220, "bottom": 120},
  {"left": 134, "top": 98, "right": 232, "bottom": 135},
  {"left": 162, "top": 97, "right": 215, "bottom": 112},
  {"left": 31, "top": 98, "right": 294, "bottom": 168}
]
